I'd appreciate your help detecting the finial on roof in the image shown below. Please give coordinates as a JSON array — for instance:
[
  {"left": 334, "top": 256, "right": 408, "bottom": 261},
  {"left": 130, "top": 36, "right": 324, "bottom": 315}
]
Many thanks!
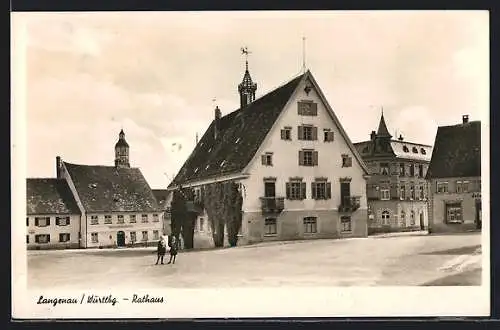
[{"left": 238, "top": 46, "right": 257, "bottom": 108}]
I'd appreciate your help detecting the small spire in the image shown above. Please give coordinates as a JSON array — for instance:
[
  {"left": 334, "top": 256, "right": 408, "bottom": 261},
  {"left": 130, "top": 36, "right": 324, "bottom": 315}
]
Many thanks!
[
  {"left": 302, "top": 36, "right": 307, "bottom": 73},
  {"left": 376, "top": 108, "right": 392, "bottom": 138}
]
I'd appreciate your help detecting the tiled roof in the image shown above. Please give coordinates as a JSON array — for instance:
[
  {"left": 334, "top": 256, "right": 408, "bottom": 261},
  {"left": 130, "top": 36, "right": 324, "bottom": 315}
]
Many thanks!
[
  {"left": 64, "top": 162, "right": 161, "bottom": 213},
  {"left": 426, "top": 121, "right": 481, "bottom": 179},
  {"left": 169, "top": 73, "right": 305, "bottom": 187},
  {"left": 152, "top": 189, "right": 171, "bottom": 210},
  {"left": 390, "top": 141, "right": 432, "bottom": 162},
  {"left": 26, "top": 178, "right": 80, "bottom": 215}
]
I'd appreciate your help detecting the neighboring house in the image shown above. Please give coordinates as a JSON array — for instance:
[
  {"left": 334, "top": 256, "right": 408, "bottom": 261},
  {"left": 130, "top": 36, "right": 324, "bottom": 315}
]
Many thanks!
[
  {"left": 152, "top": 189, "right": 172, "bottom": 236},
  {"left": 354, "top": 114, "right": 433, "bottom": 234},
  {"left": 26, "top": 129, "right": 163, "bottom": 249},
  {"left": 426, "top": 115, "right": 481, "bottom": 233},
  {"left": 26, "top": 178, "right": 81, "bottom": 250},
  {"left": 168, "top": 64, "right": 370, "bottom": 247}
]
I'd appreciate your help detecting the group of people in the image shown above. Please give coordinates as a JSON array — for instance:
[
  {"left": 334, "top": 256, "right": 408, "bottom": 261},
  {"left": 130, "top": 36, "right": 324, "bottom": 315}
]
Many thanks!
[{"left": 155, "top": 235, "right": 179, "bottom": 265}]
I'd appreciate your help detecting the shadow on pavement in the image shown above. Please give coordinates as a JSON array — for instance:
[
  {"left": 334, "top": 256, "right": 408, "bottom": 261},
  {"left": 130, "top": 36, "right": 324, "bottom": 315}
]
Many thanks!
[
  {"left": 420, "top": 268, "right": 482, "bottom": 286},
  {"left": 419, "top": 244, "right": 481, "bottom": 256}
]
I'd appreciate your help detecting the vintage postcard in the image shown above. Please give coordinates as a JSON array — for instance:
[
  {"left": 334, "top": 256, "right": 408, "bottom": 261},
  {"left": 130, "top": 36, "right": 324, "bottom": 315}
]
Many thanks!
[{"left": 11, "top": 10, "right": 490, "bottom": 319}]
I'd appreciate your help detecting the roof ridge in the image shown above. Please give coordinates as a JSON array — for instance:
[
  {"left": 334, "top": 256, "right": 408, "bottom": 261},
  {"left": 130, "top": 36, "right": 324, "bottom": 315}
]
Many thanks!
[{"left": 63, "top": 161, "right": 139, "bottom": 170}]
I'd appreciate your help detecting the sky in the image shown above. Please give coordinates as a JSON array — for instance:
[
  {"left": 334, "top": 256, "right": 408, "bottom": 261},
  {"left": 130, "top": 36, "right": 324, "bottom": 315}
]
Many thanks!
[{"left": 14, "top": 11, "right": 489, "bottom": 189}]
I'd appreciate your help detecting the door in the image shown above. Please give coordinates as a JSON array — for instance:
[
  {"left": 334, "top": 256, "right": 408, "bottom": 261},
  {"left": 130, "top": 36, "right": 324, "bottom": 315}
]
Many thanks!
[
  {"left": 340, "top": 182, "right": 351, "bottom": 206},
  {"left": 476, "top": 201, "right": 482, "bottom": 230},
  {"left": 117, "top": 231, "right": 125, "bottom": 247},
  {"left": 264, "top": 181, "right": 276, "bottom": 209},
  {"left": 420, "top": 213, "right": 425, "bottom": 230}
]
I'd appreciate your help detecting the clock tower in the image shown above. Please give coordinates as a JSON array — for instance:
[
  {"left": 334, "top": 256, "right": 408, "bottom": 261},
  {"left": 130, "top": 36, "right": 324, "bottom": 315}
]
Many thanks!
[{"left": 115, "top": 129, "right": 130, "bottom": 168}]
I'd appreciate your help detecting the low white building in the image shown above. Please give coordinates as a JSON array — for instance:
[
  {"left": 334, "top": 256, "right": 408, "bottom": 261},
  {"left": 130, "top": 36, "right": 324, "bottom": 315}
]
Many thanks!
[{"left": 26, "top": 178, "right": 81, "bottom": 250}]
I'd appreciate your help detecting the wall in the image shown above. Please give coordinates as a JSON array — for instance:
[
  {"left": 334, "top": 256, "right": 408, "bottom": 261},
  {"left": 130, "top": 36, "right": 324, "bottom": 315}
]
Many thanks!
[
  {"left": 429, "top": 176, "right": 481, "bottom": 233},
  {"left": 241, "top": 76, "right": 368, "bottom": 217},
  {"left": 85, "top": 212, "right": 163, "bottom": 248},
  {"left": 27, "top": 214, "right": 81, "bottom": 250},
  {"left": 368, "top": 200, "right": 428, "bottom": 234}
]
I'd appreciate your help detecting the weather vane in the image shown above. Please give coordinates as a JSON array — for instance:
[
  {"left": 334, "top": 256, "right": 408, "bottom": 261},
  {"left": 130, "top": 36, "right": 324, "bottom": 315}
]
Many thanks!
[{"left": 241, "top": 46, "right": 252, "bottom": 70}]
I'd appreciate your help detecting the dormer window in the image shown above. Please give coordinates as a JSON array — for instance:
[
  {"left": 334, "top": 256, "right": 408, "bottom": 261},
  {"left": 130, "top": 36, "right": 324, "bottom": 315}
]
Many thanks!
[
  {"left": 205, "top": 164, "right": 210, "bottom": 170},
  {"left": 420, "top": 148, "right": 426, "bottom": 155},
  {"left": 193, "top": 167, "right": 199, "bottom": 173},
  {"left": 208, "top": 147, "right": 212, "bottom": 153},
  {"left": 220, "top": 160, "right": 226, "bottom": 167},
  {"left": 235, "top": 137, "right": 241, "bottom": 144},
  {"left": 412, "top": 147, "right": 418, "bottom": 153},
  {"left": 403, "top": 146, "right": 409, "bottom": 152}
]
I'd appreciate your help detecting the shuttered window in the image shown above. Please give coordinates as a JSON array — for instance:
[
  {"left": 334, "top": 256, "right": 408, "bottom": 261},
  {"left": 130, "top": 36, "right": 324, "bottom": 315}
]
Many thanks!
[
  {"left": 297, "top": 101, "right": 318, "bottom": 116},
  {"left": 286, "top": 179, "right": 306, "bottom": 200},
  {"left": 341, "top": 154, "right": 352, "bottom": 167},
  {"left": 311, "top": 179, "right": 331, "bottom": 200},
  {"left": 323, "top": 129, "right": 334, "bottom": 142},
  {"left": 261, "top": 153, "right": 273, "bottom": 166},
  {"left": 299, "top": 149, "right": 318, "bottom": 166},
  {"left": 35, "top": 217, "right": 50, "bottom": 227},
  {"left": 35, "top": 234, "right": 50, "bottom": 243},
  {"left": 281, "top": 127, "right": 292, "bottom": 140},
  {"left": 298, "top": 125, "right": 318, "bottom": 140}
]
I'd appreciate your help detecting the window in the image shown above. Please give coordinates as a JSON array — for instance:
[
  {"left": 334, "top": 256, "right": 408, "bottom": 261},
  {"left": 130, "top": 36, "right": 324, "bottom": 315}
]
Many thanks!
[
  {"left": 130, "top": 231, "right": 136, "bottom": 242},
  {"left": 400, "top": 185, "right": 406, "bottom": 199},
  {"left": 59, "top": 233, "right": 70, "bottom": 242},
  {"left": 340, "top": 216, "right": 352, "bottom": 232},
  {"left": 281, "top": 127, "right": 292, "bottom": 140},
  {"left": 297, "top": 101, "right": 318, "bottom": 116},
  {"left": 456, "top": 181, "right": 470, "bottom": 193},
  {"left": 142, "top": 231, "right": 148, "bottom": 241},
  {"left": 141, "top": 214, "right": 148, "bottom": 223},
  {"left": 26, "top": 217, "right": 29, "bottom": 226},
  {"left": 199, "top": 218, "right": 205, "bottom": 232},
  {"left": 412, "top": 147, "right": 418, "bottom": 153},
  {"left": 419, "top": 185, "right": 425, "bottom": 199},
  {"left": 104, "top": 215, "right": 112, "bottom": 224},
  {"left": 35, "top": 234, "right": 50, "bottom": 243},
  {"left": 130, "top": 215, "right": 137, "bottom": 223},
  {"left": 117, "top": 215, "right": 124, "bottom": 224},
  {"left": 399, "top": 163, "right": 405, "bottom": 176},
  {"left": 341, "top": 154, "right": 352, "bottom": 168},
  {"left": 303, "top": 217, "right": 317, "bottom": 233},
  {"left": 403, "top": 145, "right": 409, "bottom": 152},
  {"left": 409, "top": 164, "right": 415, "bottom": 176},
  {"left": 418, "top": 164, "right": 424, "bottom": 177},
  {"left": 420, "top": 148, "right": 426, "bottom": 155},
  {"left": 446, "top": 203, "right": 463, "bottom": 224},
  {"left": 264, "top": 181, "right": 276, "bottom": 197},
  {"left": 311, "top": 179, "right": 331, "bottom": 200},
  {"left": 324, "top": 129, "right": 334, "bottom": 142},
  {"left": 153, "top": 230, "right": 159, "bottom": 240},
  {"left": 380, "top": 189, "right": 390, "bottom": 200},
  {"left": 380, "top": 163, "right": 389, "bottom": 175},
  {"left": 264, "top": 218, "right": 277, "bottom": 235},
  {"left": 261, "top": 152, "right": 273, "bottom": 166},
  {"left": 436, "top": 182, "right": 448, "bottom": 193},
  {"left": 410, "top": 210, "right": 415, "bottom": 226},
  {"left": 381, "top": 210, "right": 390, "bottom": 225},
  {"left": 299, "top": 149, "right": 318, "bottom": 166},
  {"left": 298, "top": 125, "right": 317, "bottom": 140},
  {"left": 35, "top": 217, "right": 50, "bottom": 227},
  {"left": 90, "top": 215, "right": 98, "bottom": 225},
  {"left": 91, "top": 233, "right": 98, "bottom": 243},
  {"left": 286, "top": 179, "right": 306, "bottom": 200},
  {"left": 410, "top": 185, "right": 415, "bottom": 199},
  {"left": 153, "top": 214, "right": 159, "bottom": 222},
  {"left": 27, "top": 235, "right": 29, "bottom": 243}
]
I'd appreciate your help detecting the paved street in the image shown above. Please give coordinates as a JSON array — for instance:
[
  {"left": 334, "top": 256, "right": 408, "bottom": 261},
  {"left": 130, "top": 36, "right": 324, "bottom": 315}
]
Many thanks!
[{"left": 27, "top": 233, "right": 482, "bottom": 289}]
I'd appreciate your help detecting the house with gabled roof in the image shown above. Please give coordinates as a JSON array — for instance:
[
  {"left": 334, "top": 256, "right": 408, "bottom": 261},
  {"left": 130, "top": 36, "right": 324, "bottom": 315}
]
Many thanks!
[
  {"left": 26, "top": 178, "right": 81, "bottom": 249},
  {"left": 152, "top": 189, "right": 172, "bottom": 236},
  {"left": 168, "top": 62, "right": 370, "bottom": 247},
  {"left": 426, "top": 115, "right": 482, "bottom": 233},
  {"left": 354, "top": 113, "right": 433, "bottom": 234}
]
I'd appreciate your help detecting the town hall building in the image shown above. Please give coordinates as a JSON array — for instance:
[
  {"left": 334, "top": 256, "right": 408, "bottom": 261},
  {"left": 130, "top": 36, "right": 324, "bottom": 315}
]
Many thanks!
[
  {"left": 168, "top": 60, "right": 370, "bottom": 247},
  {"left": 26, "top": 130, "right": 163, "bottom": 249}
]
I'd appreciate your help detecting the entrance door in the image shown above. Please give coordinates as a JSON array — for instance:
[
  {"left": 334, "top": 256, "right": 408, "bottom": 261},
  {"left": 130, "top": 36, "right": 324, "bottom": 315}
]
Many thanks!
[
  {"left": 117, "top": 231, "right": 125, "bottom": 247},
  {"left": 420, "top": 213, "right": 425, "bottom": 230},
  {"left": 264, "top": 182, "right": 276, "bottom": 197},
  {"left": 476, "top": 201, "right": 482, "bottom": 230},
  {"left": 340, "top": 182, "right": 351, "bottom": 206}
]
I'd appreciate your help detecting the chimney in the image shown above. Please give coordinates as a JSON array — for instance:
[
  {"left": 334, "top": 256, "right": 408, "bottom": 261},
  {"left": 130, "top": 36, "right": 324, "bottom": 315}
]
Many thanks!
[
  {"left": 398, "top": 134, "right": 404, "bottom": 141},
  {"left": 56, "top": 156, "right": 62, "bottom": 179},
  {"left": 370, "top": 131, "right": 376, "bottom": 141},
  {"left": 462, "top": 114, "right": 469, "bottom": 124},
  {"left": 214, "top": 106, "right": 221, "bottom": 139}
]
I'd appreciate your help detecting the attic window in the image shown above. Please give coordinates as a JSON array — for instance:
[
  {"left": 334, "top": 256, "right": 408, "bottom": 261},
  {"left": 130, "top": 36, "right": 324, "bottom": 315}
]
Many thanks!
[
  {"left": 193, "top": 167, "right": 199, "bottom": 173},
  {"left": 420, "top": 148, "right": 426, "bottom": 155},
  {"left": 205, "top": 164, "right": 210, "bottom": 170},
  {"left": 220, "top": 160, "right": 226, "bottom": 167},
  {"left": 403, "top": 146, "right": 409, "bottom": 153},
  {"left": 208, "top": 147, "right": 212, "bottom": 153},
  {"left": 235, "top": 137, "right": 241, "bottom": 144},
  {"left": 89, "top": 183, "right": 97, "bottom": 188},
  {"left": 412, "top": 147, "right": 418, "bottom": 153}
]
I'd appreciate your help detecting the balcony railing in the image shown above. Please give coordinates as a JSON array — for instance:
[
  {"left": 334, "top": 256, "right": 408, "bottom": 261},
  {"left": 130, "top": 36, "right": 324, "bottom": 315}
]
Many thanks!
[
  {"left": 338, "top": 196, "right": 361, "bottom": 213},
  {"left": 260, "top": 196, "right": 285, "bottom": 214}
]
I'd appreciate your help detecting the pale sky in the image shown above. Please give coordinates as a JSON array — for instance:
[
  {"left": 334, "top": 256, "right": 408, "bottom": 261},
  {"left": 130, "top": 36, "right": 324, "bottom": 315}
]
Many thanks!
[{"left": 15, "top": 11, "right": 489, "bottom": 189}]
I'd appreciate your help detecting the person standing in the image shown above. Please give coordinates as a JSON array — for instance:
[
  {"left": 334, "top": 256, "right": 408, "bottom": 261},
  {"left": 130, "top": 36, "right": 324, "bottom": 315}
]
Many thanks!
[
  {"left": 155, "top": 236, "right": 167, "bottom": 265},
  {"left": 167, "top": 236, "right": 178, "bottom": 264}
]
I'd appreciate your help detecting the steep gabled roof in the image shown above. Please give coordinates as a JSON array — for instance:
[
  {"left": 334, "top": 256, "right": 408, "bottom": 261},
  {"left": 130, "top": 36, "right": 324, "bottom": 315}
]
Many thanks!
[
  {"left": 64, "top": 162, "right": 161, "bottom": 213},
  {"left": 26, "top": 178, "right": 80, "bottom": 215},
  {"left": 169, "top": 73, "right": 305, "bottom": 187},
  {"left": 426, "top": 121, "right": 481, "bottom": 179}
]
